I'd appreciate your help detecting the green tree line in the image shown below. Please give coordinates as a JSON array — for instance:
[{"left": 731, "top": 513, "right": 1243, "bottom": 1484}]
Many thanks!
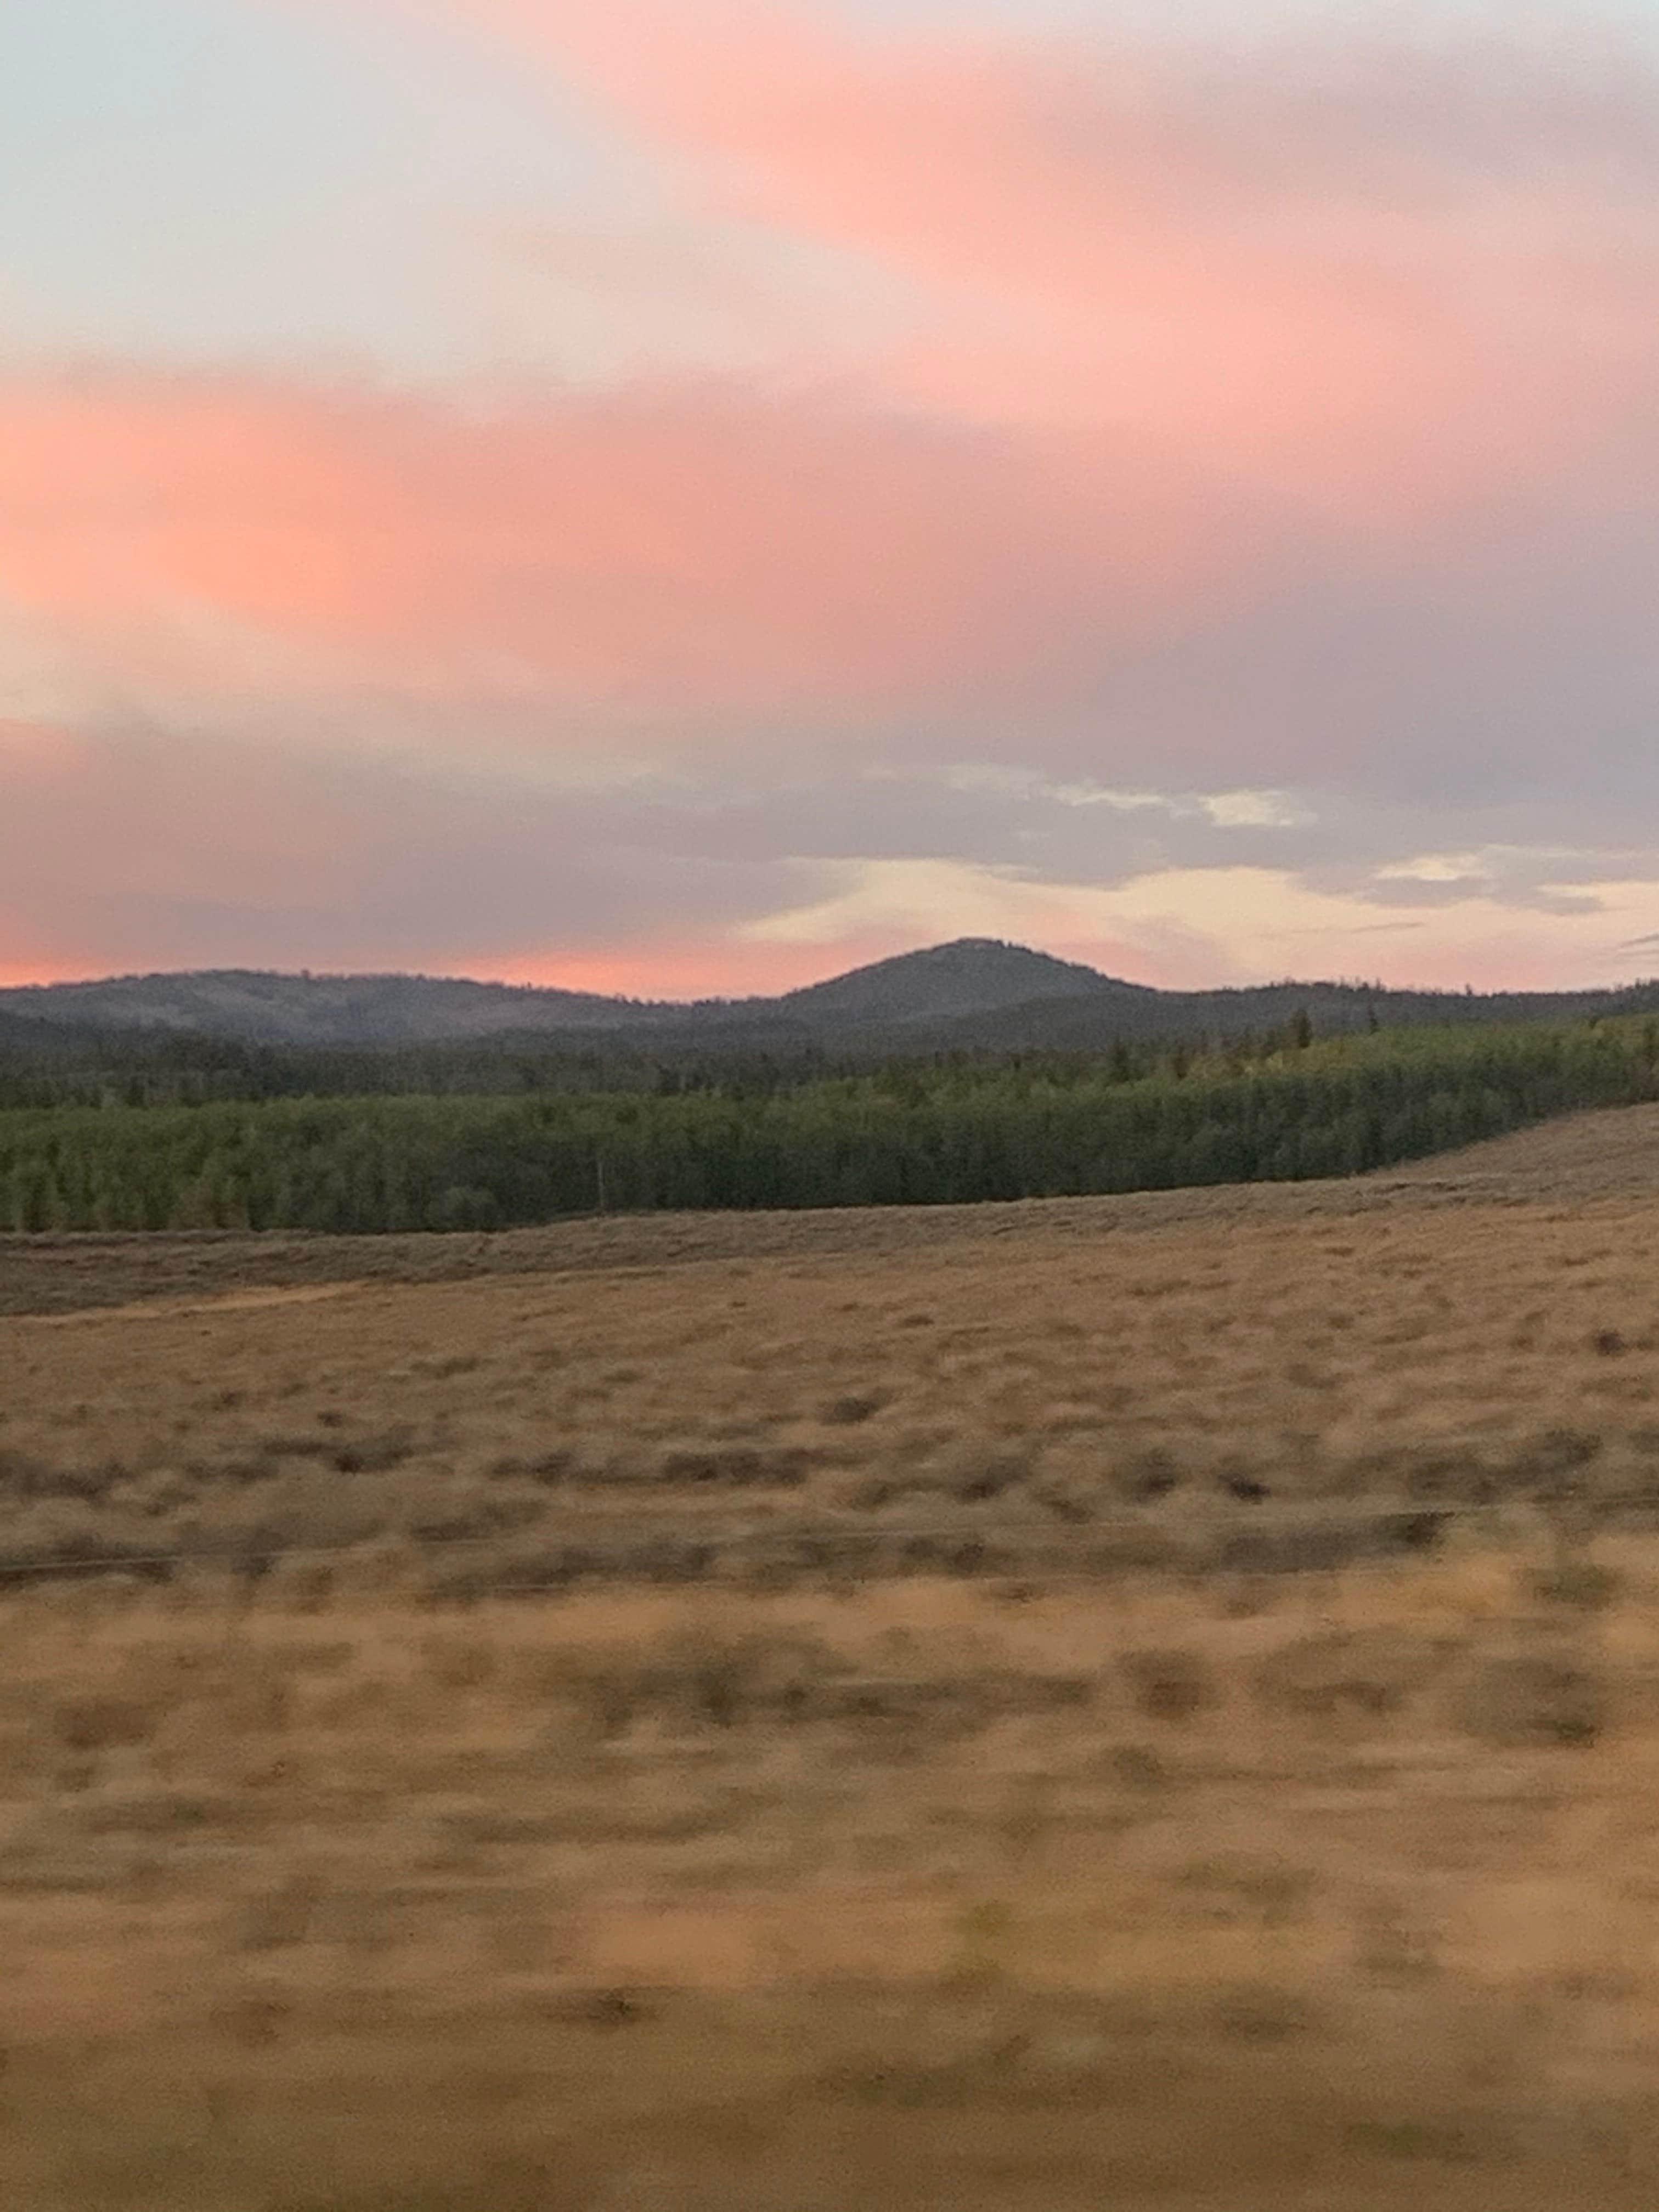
[
  {"left": 0, "top": 1019, "right": 1313, "bottom": 1111},
  {"left": 3, "top": 1017, "right": 1656, "bottom": 1235}
]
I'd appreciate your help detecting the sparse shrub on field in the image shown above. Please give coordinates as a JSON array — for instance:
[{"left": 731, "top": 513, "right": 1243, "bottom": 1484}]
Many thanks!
[
  {"left": 1217, "top": 1463, "right": 1271, "bottom": 1504},
  {"left": 1525, "top": 1558, "right": 1621, "bottom": 1611},
  {"left": 258, "top": 1558, "right": 338, "bottom": 1613},
  {"left": 324, "top": 1430, "right": 416, "bottom": 1475},
  {"left": 50, "top": 1695, "right": 155, "bottom": 1754},
  {"left": 1111, "top": 1448, "right": 1183, "bottom": 1504},
  {"left": 1, "top": 1503, "right": 167, "bottom": 1582},
  {"left": 1454, "top": 1652, "right": 1603, "bottom": 1747},
  {"left": 190, "top": 1468, "right": 397, "bottom": 1562},
  {"left": 416, "top": 1537, "right": 600, "bottom": 1603},
  {"left": 1345, "top": 2119, "right": 1479, "bottom": 2164},
  {"left": 197, "top": 1451, "right": 283, "bottom": 1487},
  {"left": 947, "top": 1897, "right": 1016, "bottom": 1993},
  {"left": 1108, "top": 1743, "right": 1169, "bottom": 1790},
  {"left": 1355, "top": 1899, "right": 1443, "bottom": 1985},
  {"left": 820, "top": 1393, "right": 884, "bottom": 1426},
  {"left": 0, "top": 1451, "right": 131, "bottom": 1505},
  {"left": 1509, "top": 1426, "right": 1604, "bottom": 1498},
  {"left": 1252, "top": 1629, "right": 1450, "bottom": 1726},
  {"left": 1170, "top": 1855, "right": 1315, "bottom": 1929},
  {"left": 841, "top": 1474, "right": 898, "bottom": 1513},
  {"left": 421, "top": 1632, "right": 500, "bottom": 1690},
  {"left": 1217, "top": 1575, "right": 1276, "bottom": 1619},
  {"left": 1389, "top": 1445, "right": 1497, "bottom": 1504},
  {"left": 941, "top": 1445, "right": 1034, "bottom": 1504},
  {"left": 1030, "top": 1470, "right": 1097, "bottom": 1523},
  {"left": 545, "top": 1627, "right": 845, "bottom": 1739},
  {"left": 1120, "top": 1647, "right": 1217, "bottom": 1724},
  {"left": 394, "top": 1476, "right": 548, "bottom": 1548},
  {"left": 655, "top": 1445, "right": 813, "bottom": 1489},
  {"left": 527, "top": 1619, "right": 1090, "bottom": 1748},
  {"left": 1211, "top": 1985, "right": 1315, "bottom": 2042},
  {"left": 236, "top": 1871, "right": 323, "bottom": 1952},
  {"left": 484, "top": 1448, "right": 576, "bottom": 1486},
  {"left": 409, "top": 1353, "right": 481, "bottom": 1380},
  {"left": 664, "top": 1628, "right": 842, "bottom": 1729}
]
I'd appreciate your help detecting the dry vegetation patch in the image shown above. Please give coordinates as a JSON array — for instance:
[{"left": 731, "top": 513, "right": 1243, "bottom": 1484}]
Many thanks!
[
  {"left": 7, "top": 1176, "right": 1659, "bottom": 1595},
  {"left": 0, "top": 1553, "right": 1650, "bottom": 2204},
  {"left": 2, "top": 1132, "right": 1659, "bottom": 2200}
]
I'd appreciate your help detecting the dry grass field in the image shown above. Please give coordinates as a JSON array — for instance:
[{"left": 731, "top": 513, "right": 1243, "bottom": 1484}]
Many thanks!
[{"left": 4, "top": 1104, "right": 1659, "bottom": 2204}]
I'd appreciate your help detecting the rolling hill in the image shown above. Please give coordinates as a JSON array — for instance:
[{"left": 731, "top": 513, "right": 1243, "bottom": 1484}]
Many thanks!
[
  {"left": 775, "top": 938, "right": 1142, "bottom": 1025},
  {"left": 0, "top": 968, "right": 658, "bottom": 1046},
  {"left": 1, "top": 938, "right": 1655, "bottom": 1055}
]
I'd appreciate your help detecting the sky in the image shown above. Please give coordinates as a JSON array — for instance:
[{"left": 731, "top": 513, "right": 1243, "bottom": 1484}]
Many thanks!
[{"left": 3, "top": 0, "right": 1658, "bottom": 995}]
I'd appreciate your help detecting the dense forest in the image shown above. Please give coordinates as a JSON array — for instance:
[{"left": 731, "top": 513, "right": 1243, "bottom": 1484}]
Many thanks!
[
  {"left": 2, "top": 1015, "right": 1655, "bottom": 1234},
  {"left": 0, "top": 1001, "right": 1402, "bottom": 1112}
]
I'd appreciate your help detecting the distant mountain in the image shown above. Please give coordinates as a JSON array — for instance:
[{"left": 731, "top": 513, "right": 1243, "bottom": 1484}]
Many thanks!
[
  {"left": 1, "top": 939, "right": 1655, "bottom": 1055},
  {"left": 0, "top": 1006, "right": 106, "bottom": 1056},
  {"left": 0, "top": 968, "right": 659, "bottom": 1046},
  {"left": 777, "top": 938, "right": 1144, "bottom": 1026}
]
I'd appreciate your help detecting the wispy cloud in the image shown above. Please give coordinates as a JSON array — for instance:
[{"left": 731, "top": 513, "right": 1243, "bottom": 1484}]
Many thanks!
[{"left": 940, "top": 766, "right": 1314, "bottom": 830}]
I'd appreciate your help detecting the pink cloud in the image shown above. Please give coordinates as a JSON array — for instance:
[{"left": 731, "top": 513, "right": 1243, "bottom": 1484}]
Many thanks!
[
  {"left": 500, "top": 932, "right": 853, "bottom": 998},
  {"left": 414, "top": 0, "right": 1659, "bottom": 524},
  {"left": 0, "top": 717, "right": 87, "bottom": 771},
  {"left": 0, "top": 369, "right": 1241, "bottom": 724},
  {"left": 13, "top": 7, "right": 1651, "bottom": 756}
]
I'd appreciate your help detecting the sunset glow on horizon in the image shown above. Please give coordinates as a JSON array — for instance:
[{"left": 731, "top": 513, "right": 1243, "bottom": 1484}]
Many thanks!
[{"left": 5, "top": 0, "right": 1659, "bottom": 995}]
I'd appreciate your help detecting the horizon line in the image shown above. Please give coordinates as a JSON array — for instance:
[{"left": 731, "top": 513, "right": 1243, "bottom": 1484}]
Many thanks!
[{"left": 2, "top": 938, "right": 1654, "bottom": 1007}]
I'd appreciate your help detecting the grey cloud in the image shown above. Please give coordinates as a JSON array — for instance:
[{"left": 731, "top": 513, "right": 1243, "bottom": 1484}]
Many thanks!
[
  {"left": 0, "top": 725, "right": 834, "bottom": 977},
  {"left": 12, "top": 710, "right": 1659, "bottom": 983}
]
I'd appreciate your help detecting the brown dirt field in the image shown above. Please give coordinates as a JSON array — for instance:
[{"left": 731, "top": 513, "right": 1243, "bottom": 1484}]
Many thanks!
[{"left": 3, "top": 1105, "right": 1659, "bottom": 2204}]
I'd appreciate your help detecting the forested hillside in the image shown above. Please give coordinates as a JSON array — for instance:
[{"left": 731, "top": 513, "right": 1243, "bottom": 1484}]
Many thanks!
[
  {"left": 4, "top": 1017, "right": 1655, "bottom": 1234},
  {"left": 7, "top": 938, "right": 1658, "bottom": 1056}
]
